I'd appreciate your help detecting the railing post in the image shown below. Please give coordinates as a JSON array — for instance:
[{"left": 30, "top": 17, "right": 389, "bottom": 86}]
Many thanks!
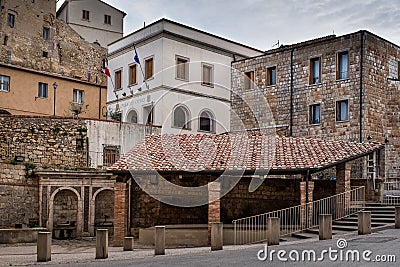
[
  {"left": 211, "top": 222, "right": 223, "bottom": 251},
  {"left": 395, "top": 207, "right": 400, "bottom": 229},
  {"left": 37, "top": 232, "right": 51, "bottom": 262},
  {"left": 267, "top": 217, "right": 280, "bottom": 246},
  {"left": 96, "top": 229, "right": 108, "bottom": 259},
  {"left": 319, "top": 214, "right": 332, "bottom": 240},
  {"left": 123, "top": 237, "right": 134, "bottom": 251},
  {"left": 155, "top": 226, "right": 165, "bottom": 255},
  {"left": 358, "top": 211, "right": 371, "bottom": 235}
]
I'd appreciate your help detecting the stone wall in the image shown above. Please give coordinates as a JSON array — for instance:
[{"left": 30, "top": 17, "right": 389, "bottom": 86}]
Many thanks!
[{"left": 0, "top": 162, "right": 39, "bottom": 228}]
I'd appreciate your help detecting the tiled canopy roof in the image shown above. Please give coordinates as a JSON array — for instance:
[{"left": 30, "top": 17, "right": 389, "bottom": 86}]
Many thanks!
[{"left": 109, "top": 131, "right": 383, "bottom": 173}]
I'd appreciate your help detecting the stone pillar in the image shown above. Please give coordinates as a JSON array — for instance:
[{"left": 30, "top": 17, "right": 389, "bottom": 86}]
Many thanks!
[
  {"left": 114, "top": 182, "right": 128, "bottom": 247},
  {"left": 319, "top": 214, "right": 332, "bottom": 240},
  {"left": 395, "top": 207, "right": 400, "bottom": 229},
  {"left": 336, "top": 162, "right": 351, "bottom": 218},
  {"left": 267, "top": 217, "right": 280, "bottom": 246},
  {"left": 37, "top": 232, "right": 51, "bottom": 262},
  {"left": 123, "top": 237, "right": 134, "bottom": 251},
  {"left": 208, "top": 182, "right": 221, "bottom": 245},
  {"left": 96, "top": 229, "right": 108, "bottom": 259},
  {"left": 211, "top": 222, "right": 223, "bottom": 251},
  {"left": 300, "top": 181, "right": 314, "bottom": 229},
  {"left": 155, "top": 226, "right": 165, "bottom": 256},
  {"left": 358, "top": 211, "right": 371, "bottom": 235}
]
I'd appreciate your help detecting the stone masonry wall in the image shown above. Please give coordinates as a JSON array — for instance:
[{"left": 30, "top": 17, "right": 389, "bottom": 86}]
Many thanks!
[{"left": 0, "top": 162, "right": 39, "bottom": 228}]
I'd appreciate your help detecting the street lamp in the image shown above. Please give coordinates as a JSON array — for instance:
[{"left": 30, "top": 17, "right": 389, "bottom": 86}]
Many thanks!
[{"left": 53, "top": 82, "right": 58, "bottom": 116}]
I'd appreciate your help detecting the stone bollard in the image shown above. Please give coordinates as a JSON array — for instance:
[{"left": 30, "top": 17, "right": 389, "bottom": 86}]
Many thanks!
[
  {"left": 123, "top": 237, "right": 134, "bottom": 251},
  {"left": 155, "top": 226, "right": 165, "bottom": 255},
  {"left": 267, "top": 217, "right": 280, "bottom": 246},
  {"left": 96, "top": 229, "right": 108, "bottom": 259},
  {"left": 319, "top": 214, "right": 332, "bottom": 240},
  {"left": 211, "top": 222, "right": 223, "bottom": 251},
  {"left": 37, "top": 232, "right": 51, "bottom": 262},
  {"left": 396, "top": 207, "right": 400, "bottom": 229},
  {"left": 358, "top": 211, "right": 371, "bottom": 235}
]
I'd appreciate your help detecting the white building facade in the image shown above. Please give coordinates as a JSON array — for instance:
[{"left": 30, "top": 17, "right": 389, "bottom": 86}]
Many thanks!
[
  {"left": 57, "top": 0, "right": 126, "bottom": 47},
  {"left": 106, "top": 19, "right": 262, "bottom": 134}
]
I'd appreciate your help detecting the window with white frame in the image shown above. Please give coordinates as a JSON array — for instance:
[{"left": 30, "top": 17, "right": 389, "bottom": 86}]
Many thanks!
[
  {"left": 336, "top": 99, "right": 349, "bottom": 122},
  {"left": 38, "top": 82, "right": 48, "bottom": 98},
  {"left": 0, "top": 75, "right": 10, "bottom": 92},
  {"left": 173, "top": 105, "right": 190, "bottom": 129},
  {"left": 267, "top": 66, "right": 277, "bottom": 86},
  {"left": 82, "top": 10, "right": 89, "bottom": 20},
  {"left": 202, "top": 63, "right": 213, "bottom": 87},
  {"left": 176, "top": 56, "right": 189, "bottom": 80},
  {"left": 145, "top": 57, "right": 154, "bottom": 80},
  {"left": 244, "top": 71, "right": 254, "bottom": 89},
  {"left": 73, "top": 89, "right": 84, "bottom": 104},
  {"left": 199, "top": 110, "right": 214, "bottom": 132},
  {"left": 337, "top": 51, "right": 349, "bottom": 80},
  {"left": 309, "top": 103, "right": 321, "bottom": 125},
  {"left": 310, "top": 57, "right": 321, "bottom": 84}
]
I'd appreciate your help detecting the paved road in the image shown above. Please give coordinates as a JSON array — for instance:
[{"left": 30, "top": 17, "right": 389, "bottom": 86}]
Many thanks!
[{"left": 25, "top": 228, "right": 399, "bottom": 267}]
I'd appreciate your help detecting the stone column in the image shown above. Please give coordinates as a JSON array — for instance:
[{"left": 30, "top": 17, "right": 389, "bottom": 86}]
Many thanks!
[
  {"left": 37, "top": 232, "right": 51, "bottom": 262},
  {"left": 336, "top": 162, "right": 351, "bottom": 218},
  {"left": 96, "top": 229, "right": 108, "bottom": 259},
  {"left": 300, "top": 180, "right": 314, "bottom": 229},
  {"left": 211, "top": 222, "right": 223, "bottom": 251},
  {"left": 208, "top": 182, "right": 221, "bottom": 245},
  {"left": 319, "top": 214, "right": 332, "bottom": 240},
  {"left": 155, "top": 226, "right": 165, "bottom": 255},
  {"left": 267, "top": 217, "right": 280, "bottom": 246},
  {"left": 123, "top": 237, "right": 134, "bottom": 251},
  {"left": 358, "top": 211, "right": 371, "bottom": 235},
  {"left": 113, "top": 182, "right": 128, "bottom": 247},
  {"left": 396, "top": 207, "right": 400, "bottom": 229}
]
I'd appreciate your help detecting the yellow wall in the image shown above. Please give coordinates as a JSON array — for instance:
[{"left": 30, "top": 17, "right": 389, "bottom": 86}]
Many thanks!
[{"left": 0, "top": 66, "right": 107, "bottom": 119}]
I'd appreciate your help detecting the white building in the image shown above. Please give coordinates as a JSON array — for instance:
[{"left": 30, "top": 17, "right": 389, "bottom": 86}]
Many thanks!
[
  {"left": 106, "top": 19, "right": 262, "bottom": 134},
  {"left": 57, "top": 0, "right": 126, "bottom": 47}
]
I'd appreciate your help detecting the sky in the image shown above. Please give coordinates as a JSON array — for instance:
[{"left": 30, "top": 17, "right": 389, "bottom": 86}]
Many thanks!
[{"left": 57, "top": 0, "right": 400, "bottom": 51}]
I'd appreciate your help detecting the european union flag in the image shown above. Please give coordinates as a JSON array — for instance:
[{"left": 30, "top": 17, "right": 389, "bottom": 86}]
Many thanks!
[{"left": 134, "top": 53, "right": 140, "bottom": 64}]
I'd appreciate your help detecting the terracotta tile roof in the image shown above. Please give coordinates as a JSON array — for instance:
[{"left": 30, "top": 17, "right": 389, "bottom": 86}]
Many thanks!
[{"left": 109, "top": 131, "right": 383, "bottom": 173}]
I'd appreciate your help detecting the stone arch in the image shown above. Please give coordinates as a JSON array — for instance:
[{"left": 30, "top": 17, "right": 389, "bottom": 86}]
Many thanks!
[
  {"left": 48, "top": 187, "right": 82, "bottom": 237},
  {"left": 199, "top": 109, "right": 216, "bottom": 132},
  {"left": 126, "top": 109, "right": 138, "bottom": 123},
  {"left": 89, "top": 187, "right": 114, "bottom": 235},
  {"left": 172, "top": 104, "right": 191, "bottom": 129}
]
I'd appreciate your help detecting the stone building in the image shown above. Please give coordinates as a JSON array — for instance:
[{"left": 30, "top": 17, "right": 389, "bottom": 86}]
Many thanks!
[
  {"left": 57, "top": 0, "right": 126, "bottom": 47},
  {"left": 231, "top": 30, "right": 400, "bottom": 180},
  {"left": 0, "top": 0, "right": 108, "bottom": 119}
]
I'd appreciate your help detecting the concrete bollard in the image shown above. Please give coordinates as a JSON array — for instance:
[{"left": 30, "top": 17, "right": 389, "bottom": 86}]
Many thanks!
[
  {"left": 211, "top": 222, "right": 223, "bottom": 251},
  {"left": 396, "top": 207, "right": 400, "bottom": 229},
  {"left": 96, "top": 229, "right": 108, "bottom": 259},
  {"left": 267, "top": 217, "right": 280, "bottom": 246},
  {"left": 154, "top": 226, "right": 165, "bottom": 255},
  {"left": 37, "top": 232, "right": 51, "bottom": 262},
  {"left": 123, "top": 237, "right": 134, "bottom": 251},
  {"left": 358, "top": 211, "right": 371, "bottom": 235},
  {"left": 319, "top": 214, "right": 332, "bottom": 240}
]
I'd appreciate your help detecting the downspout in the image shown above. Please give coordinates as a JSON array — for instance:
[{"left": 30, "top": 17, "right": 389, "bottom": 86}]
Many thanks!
[
  {"left": 305, "top": 169, "right": 310, "bottom": 229},
  {"left": 290, "top": 48, "right": 294, "bottom": 136},
  {"left": 359, "top": 31, "right": 365, "bottom": 143},
  {"left": 98, "top": 86, "right": 102, "bottom": 119}
]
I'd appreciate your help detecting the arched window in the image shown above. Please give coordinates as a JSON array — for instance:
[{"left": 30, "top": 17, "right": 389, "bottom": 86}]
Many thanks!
[
  {"left": 199, "top": 110, "right": 214, "bottom": 132},
  {"left": 173, "top": 105, "right": 190, "bottom": 129},
  {"left": 126, "top": 109, "right": 138, "bottom": 123}
]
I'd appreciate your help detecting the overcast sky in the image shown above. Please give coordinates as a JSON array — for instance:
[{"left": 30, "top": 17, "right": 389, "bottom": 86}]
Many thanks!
[{"left": 57, "top": 0, "right": 400, "bottom": 51}]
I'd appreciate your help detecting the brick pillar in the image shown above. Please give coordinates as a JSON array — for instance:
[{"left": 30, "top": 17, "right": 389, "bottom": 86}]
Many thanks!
[
  {"left": 336, "top": 162, "right": 351, "bottom": 218},
  {"left": 113, "top": 182, "right": 128, "bottom": 247},
  {"left": 300, "top": 181, "right": 314, "bottom": 229},
  {"left": 208, "top": 182, "right": 221, "bottom": 245}
]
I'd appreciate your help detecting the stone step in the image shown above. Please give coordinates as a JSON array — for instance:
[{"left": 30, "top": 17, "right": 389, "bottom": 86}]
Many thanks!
[
  {"left": 332, "top": 220, "right": 385, "bottom": 228},
  {"left": 291, "top": 232, "right": 316, "bottom": 239}
]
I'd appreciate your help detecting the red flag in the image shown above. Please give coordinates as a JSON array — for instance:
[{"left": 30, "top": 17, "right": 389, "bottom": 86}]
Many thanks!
[{"left": 103, "top": 67, "right": 110, "bottom": 77}]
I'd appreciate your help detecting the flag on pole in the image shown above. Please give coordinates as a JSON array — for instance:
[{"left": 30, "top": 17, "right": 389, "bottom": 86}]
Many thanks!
[
  {"left": 102, "top": 59, "right": 111, "bottom": 77},
  {"left": 134, "top": 52, "right": 140, "bottom": 64},
  {"left": 132, "top": 43, "right": 149, "bottom": 90}
]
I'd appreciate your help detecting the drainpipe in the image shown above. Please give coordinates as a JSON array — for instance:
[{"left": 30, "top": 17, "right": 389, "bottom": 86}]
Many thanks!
[
  {"left": 305, "top": 169, "right": 310, "bottom": 229},
  {"left": 98, "top": 86, "right": 102, "bottom": 119},
  {"left": 290, "top": 48, "right": 294, "bottom": 136},
  {"left": 359, "top": 31, "right": 365, "bottom": 143}
]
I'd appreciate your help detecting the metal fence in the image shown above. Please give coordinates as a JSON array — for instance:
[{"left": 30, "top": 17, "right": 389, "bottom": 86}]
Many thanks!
[
  {"left": 382, "top": 181, "right": 400, "bottom": 206},
  {"left": 233, "top": 186, "right": 366, "bottom": 245}
]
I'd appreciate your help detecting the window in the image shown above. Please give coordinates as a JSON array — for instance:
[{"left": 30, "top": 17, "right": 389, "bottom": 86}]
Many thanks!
[
  {"left": 82, "top": 10, "right": 89, "bottom": 20},
  {"left": 267, "top": 66, "right": 276, "bottom": 86},
  {"left": 143, "top": 105, "right": 153, "bottom": 124},
  {"left": 7, "top": 13, "right": 15, "bottom": 28},
  {"left": 43, "top": 27, "right": 50, "bottom": 40},
  {"left": 0, "top": 75, "right": 10, "bottom": 92},
  {"left": 337, "top": 51, "right": 349, "bottom": 80},
  {"left": 104, "top": 15, "right": 111, "bottom": 25},
  {"left": 129, "top": 64, "right": 137, "bottom": 85},
  {"left": 244, "top": 71, "right": 254, "bottom": 89},
  {"left": 173, "top": 105, "right": 190, "bottom": 129},
  {"left": 309, "top": 104, "right": 321, "bottom": 125},
  {"left": 42, "top": 51, "right": 48, "bottom": 58},
  {"left": 199, "top": 110, "right": 214, "bottom": 132},
  {"left": 336, "top": 99, "right": 349, "bottom": 122},
  {"left": 127, "top": 109, "right": 138, "bottom": 123},
  {"left": 73, "top": 89, "right": 84, "bottom": 104},
  {"left": 176, "top": 56, "right": 189, "bottom": 80},
  {"left": 310, "top": 57, "right": 321, "bottom": 84},
  {"left": 76, "top": 138, "right": 84, "bottom": 151},
  {"left": 103, "top": 145, "right": 120, "bottom": 167},
  {"left": 115, "top": 70, "right": 122, "bottom": 90},
  {"left": 202, "top": 63, "right": 213, "bottom": 87},
  {"left": 38, "top": 82, "right": 48, "bottom": 98},
  {"left": 145, "top": 57, "right": 154, "bottom": 80}
]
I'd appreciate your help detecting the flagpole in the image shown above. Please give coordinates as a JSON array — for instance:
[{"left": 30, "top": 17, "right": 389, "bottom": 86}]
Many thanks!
[{"left": 132, "top": 43, "right": 150, "bottom": 90}]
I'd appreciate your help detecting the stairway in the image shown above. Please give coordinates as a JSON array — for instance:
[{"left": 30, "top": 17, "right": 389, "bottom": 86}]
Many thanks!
[{"left": 288, "top": 204, "right": 396, "bottom": 240}]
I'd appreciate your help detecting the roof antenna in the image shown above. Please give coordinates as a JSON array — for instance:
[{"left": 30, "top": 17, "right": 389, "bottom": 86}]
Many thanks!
[
  {"left": 143, "top": 21, "right": 146, "bottom": 28},
  {"left": 333, "top": 29, "right": 335, "bottom": 35},
  {"left": 272, "top": 40, "right": 280, "bottom": 48}
]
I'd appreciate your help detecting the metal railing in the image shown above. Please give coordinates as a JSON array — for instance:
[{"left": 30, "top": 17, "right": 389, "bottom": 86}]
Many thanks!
[
  {"left": 382, "top": 181, "right": 400, "bottom": 206},
  {"left": 233, "top": 186, "right": 365, "bottom": 245}
]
